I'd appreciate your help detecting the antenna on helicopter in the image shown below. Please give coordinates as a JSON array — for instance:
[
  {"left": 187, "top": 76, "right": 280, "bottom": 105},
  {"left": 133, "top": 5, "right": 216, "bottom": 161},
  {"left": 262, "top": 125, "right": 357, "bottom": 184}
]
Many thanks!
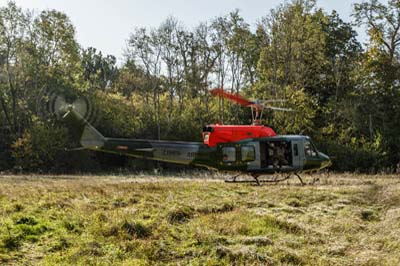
[{"left": 210, "top": 88, "right": 293, "bottom": 125}]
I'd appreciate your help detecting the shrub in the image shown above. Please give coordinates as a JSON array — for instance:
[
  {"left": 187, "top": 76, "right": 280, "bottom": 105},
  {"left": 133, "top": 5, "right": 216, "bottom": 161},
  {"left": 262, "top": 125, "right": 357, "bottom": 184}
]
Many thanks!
[
  {"left": 11, "top": 123, "right": 68, "bottom": 172},
  {"left": 11, "top": 121, "right": 100, "bottom": 173}
]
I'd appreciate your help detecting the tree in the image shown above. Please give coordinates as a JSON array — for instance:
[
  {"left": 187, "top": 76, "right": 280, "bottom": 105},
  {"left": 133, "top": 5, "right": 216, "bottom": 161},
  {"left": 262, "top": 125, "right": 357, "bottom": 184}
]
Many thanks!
[
  {"left": 157, "top": 17, "right": 183, "bottom": 115},
  {"left": 317, "top": 11, "right": 362, "bottom": 137},
  {"left": 211, "top": 11, "right": 254, "bottom": 123},
  {"left": 81, "top": 47, "right": 118, "bottom": 91},
  {"left": 353, "top": 0, "right": 400, "bottom": 164},
  {"left": 254, "top": 0, "right": 325, "bottom": 136},
  {"left": 354, "top": 0, "right": 400, "bottom": 63},
  {"left": 0, "top": 2, "right": 31, "bottom": 137},
  {"left": 127, "top": 27, "right": 164, "bottom": 139},
  {"left": 29, "top": 8, "right": 81, "bottom": 113},
  {"left": 0, "top": 3, "right": 86, "bottom": 171},
  {"left": 257, "top": 0, "right": 326, "bottom": 98}
]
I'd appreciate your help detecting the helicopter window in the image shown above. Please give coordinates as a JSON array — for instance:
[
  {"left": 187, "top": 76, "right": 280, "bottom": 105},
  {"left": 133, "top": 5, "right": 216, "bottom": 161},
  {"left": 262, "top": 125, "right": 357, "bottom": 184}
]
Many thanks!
[
  {"left": 294, "top": 144, "right": 299, "bottom": 156},
  {"left": 304, "top": 141, "right": 317, "bottom": 157},
  {"left": 222, "top": 147, "right": 236, "bottom": 162},
  {"left": 241, "top": 146, "right": 255, "bottom": 162}
]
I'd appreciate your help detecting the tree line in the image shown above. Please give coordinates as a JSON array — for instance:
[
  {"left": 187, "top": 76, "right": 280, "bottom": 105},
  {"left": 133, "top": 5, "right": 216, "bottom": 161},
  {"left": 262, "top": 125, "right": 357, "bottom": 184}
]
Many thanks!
[{"left": 0, "top": 0, "right": 399, "bottom": 173}]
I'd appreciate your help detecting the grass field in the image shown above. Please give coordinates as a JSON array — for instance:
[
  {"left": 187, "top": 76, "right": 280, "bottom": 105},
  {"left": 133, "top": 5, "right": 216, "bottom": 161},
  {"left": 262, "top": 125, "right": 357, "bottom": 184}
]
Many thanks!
[{"left": 1, "top": 173, "right": 400, "bottom": 265}]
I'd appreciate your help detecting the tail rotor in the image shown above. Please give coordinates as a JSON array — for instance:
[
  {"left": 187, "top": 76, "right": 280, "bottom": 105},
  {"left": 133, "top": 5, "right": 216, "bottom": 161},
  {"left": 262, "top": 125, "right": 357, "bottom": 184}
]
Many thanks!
[{"left": 44, "top": 90, "right": 97, "bottom": 124}]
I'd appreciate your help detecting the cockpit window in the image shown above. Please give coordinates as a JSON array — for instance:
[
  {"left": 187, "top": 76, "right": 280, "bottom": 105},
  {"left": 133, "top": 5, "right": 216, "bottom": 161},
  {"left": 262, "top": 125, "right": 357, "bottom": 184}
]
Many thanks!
[
  {"left": 241, "top": 146, "right": 255, "bottom": 162},
  {"left": 304, "top": 141, "right": 318, "bottom": 157},
  {"left": 202, "top": 126, "right": 214, "bottom": 132},
  {"left": 222, "top": 147, "right": 236, "bottom": 162}
]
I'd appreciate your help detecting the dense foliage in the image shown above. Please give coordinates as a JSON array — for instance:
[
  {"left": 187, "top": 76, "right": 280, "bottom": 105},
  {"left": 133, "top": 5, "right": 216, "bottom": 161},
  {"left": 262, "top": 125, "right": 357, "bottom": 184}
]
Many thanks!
[{"left": 0, "top": 0, "right": 399, "bottom": 173}]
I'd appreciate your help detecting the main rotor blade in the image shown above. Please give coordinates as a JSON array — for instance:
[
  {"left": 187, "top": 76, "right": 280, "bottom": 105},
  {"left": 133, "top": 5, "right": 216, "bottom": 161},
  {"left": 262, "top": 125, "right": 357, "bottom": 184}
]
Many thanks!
[
  {"left": 210, "top": 88, "right": 294, "bottom": 112},
  {"left": 210, "top": 88, "right": 252, "bottom": 106},
  {"left": 264, "top": 99, "right": 287, "bottom": 103},
  {"left": 265, "top": 106, "right": 294, "bottom": 112}
]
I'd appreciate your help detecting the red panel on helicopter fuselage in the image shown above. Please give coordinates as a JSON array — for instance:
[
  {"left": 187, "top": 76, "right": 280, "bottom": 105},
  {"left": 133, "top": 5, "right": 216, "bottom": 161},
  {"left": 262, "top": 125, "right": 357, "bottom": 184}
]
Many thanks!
[{"left": 202, "top": 125, "right": 276, "bottom": 147}]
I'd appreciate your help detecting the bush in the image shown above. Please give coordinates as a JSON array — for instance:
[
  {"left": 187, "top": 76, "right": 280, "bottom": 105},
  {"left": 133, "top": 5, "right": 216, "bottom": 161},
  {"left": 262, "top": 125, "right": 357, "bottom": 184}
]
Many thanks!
[
  {"left": 11, "top": 123, "right": 68, "bottom": 172},
  {"left": 317, "top": 139, "right": 387, "bottom": 173},
  {"left": 11, "top": 121, "right": 100, "bottom": 173}
]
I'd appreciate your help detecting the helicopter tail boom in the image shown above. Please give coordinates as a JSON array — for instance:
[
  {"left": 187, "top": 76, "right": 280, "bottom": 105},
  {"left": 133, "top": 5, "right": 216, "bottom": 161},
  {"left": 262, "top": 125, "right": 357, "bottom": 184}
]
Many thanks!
[{"left": 61, "top": 107, "right": 216, "bottom": 168}]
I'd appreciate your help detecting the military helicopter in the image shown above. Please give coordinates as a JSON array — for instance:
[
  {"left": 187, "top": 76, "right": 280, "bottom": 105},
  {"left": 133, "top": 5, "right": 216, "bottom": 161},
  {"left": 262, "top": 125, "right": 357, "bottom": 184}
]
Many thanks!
[{"left": 52, "top": 89, "right": 331, "bottom": 185}]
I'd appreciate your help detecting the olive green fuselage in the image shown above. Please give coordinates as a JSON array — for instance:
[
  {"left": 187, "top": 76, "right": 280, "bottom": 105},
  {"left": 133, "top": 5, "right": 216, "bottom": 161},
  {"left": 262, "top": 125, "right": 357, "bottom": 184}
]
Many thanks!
[{"left": 92, "top": 136, "right": 331, "bottom": 175}]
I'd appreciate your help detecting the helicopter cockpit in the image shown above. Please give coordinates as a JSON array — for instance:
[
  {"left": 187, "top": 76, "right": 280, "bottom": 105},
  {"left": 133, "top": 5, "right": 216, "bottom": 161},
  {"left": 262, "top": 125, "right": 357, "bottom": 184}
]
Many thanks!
[{"left": 304, "top": 140, "right": 318, "bottom": 157}]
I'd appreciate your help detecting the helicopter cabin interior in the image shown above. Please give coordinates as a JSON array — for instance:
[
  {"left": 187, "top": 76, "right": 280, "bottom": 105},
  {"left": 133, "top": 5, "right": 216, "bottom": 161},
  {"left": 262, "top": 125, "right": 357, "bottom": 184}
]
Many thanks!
[{"left": 260, "top": 141, "right": 292, "bottom": 168}]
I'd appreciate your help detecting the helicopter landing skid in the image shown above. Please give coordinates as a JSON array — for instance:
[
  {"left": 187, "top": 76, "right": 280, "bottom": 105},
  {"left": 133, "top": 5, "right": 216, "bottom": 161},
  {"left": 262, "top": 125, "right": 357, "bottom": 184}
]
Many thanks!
[{"left": 225, "top": 173, "right": 305, "bottom": 186}]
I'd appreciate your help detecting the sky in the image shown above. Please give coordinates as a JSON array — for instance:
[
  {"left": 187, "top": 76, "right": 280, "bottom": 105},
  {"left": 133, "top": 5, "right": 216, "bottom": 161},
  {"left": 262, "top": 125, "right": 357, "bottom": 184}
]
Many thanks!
[{"left": 0, "top": 0, "right": 368, "bottom": 64}]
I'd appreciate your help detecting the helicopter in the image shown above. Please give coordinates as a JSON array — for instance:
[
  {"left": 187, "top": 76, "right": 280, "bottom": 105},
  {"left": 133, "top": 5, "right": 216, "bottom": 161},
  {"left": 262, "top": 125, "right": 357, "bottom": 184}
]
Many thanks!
[{"left": 53, "top": 89, "right": 331, "bottom": 185}]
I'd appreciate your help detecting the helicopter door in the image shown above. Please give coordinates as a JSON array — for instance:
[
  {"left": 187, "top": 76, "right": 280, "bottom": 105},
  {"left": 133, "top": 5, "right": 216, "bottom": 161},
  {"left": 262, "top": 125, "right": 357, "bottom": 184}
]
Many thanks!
[{"left": 292, "top": 141, "right": 302, "bottom": 168}]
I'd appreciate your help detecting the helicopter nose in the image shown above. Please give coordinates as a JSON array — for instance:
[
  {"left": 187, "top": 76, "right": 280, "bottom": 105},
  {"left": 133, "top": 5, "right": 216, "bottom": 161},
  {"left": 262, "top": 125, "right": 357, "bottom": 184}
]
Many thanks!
[{"left": 319, "top": 152, "right": 332, "bottom": 169}]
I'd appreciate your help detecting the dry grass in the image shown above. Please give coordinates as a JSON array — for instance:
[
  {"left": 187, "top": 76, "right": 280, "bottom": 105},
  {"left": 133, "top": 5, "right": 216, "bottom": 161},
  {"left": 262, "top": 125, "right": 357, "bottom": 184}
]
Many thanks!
[{"left": 0, "top": 173, "right": 400, "bottom": 265}]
